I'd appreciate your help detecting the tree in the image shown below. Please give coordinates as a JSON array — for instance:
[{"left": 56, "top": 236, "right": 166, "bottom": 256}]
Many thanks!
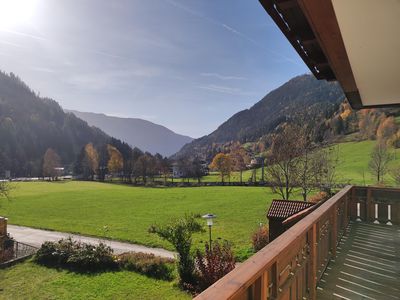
[
  {"left": 133, "top": 152, "right": 153, "bottom": 183},
  {"left": 311, "top": 146, "right": 339, "bottom": 196},
  {"left": 191, "top": 157, "right": 205, "bottom": 183},
  {"left": 209, "top": 153, "right": 232, "bottom": 183},
  {"left": 109, "top": 138, "right": 133, "bottom": 182},
  {"left": 230, "top": 144, "right": 250, "bottom": 184},
  {"left": 159, "top": 157, "right": 171, "bottom": 185},
  {"left": 369, "top": 142, "right": 392, "bottom": 184},
  {"left": 107, "top": 145, "right": 123, "bottom": 178},
  {"left": 149, "top": 215, "right": 203, "bottom": 286},
  {"left": 84, "top": 143, "right": 99, "bottom": 180},
  {"left": 42, "top": 148, "right": 61, "bottom": 180},
  {"left": 358, "top": 109, "right": 379, "bottom": 140},
  {"left": 267, "top": 124, "right": 301, "bottom": 200},
  {"left": 377, "top": 116, "right": 397, "bottom": 141},
  {"left": 131, "top": 147, "right": 144, "bottom": 183},
  {"left": 0, "top": 181, "right": 12, "bottom": 199}
]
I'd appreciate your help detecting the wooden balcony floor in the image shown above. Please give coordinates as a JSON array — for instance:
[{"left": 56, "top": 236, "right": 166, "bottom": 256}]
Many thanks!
[{"left": 317, "top": 221, "right": 400, "bottom": 300}]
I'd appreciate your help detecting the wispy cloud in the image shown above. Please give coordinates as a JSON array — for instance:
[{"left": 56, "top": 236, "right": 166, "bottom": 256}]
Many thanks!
[
  {"left": 198, "top": 84, "right": 254, "bottom": 96},
  {"left": 90, "top": 50, "right": 131, "bottom": 61},
  {"left": 0, "top": 40, "right": 23, "bottom": 48},
  {"left": 165, "top": 0, "right": 301, "bottom": 66},
  {"left": 0, "top": 29, "right": 48, "bottom": 41},
  {"left": 66, "top": 68, "right": 161, "bottom": 91},
  {"left": 201, "top": 72, "right": 246, "bottom": 81}
]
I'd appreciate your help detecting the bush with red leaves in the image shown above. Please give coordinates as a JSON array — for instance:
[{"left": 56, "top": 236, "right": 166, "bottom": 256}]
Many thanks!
[
  {"left": 194, "top": 241, "right": 235, "bottom": 292},
  {"left": 251, "top": 225, "right": 269, "bottom": 252}
]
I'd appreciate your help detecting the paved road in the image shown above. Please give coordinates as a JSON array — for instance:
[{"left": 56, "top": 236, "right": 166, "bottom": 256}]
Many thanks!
[{"left": 7, "top": 225, "right": 175, "bottom": 259}]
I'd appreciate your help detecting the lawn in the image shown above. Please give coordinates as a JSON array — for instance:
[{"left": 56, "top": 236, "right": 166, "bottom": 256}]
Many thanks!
[
  {"left": 221, "top": 140, "right": 400, "bottom": 186},
  {"left": 0, "top": 182, "right": 274, "bottom": 254},
  {"left": 172, "top": 140, "right": 400, "bottom": 185},
  {"left": 0, "top": 260, "right": 190, "bottom": 300},
  {"left": 333, "top": 140, "right": 400, "bottom": 185}
]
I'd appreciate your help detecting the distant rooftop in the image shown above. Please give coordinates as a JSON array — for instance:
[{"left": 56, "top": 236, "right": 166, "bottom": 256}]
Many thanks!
[{"left": 267, "top": 199, "right": 315, "bottom": 220}]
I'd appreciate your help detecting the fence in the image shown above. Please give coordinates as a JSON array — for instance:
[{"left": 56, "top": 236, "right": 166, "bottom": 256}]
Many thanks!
[{"left": 0, "top": 239, "right": 38, "bottom": 267}]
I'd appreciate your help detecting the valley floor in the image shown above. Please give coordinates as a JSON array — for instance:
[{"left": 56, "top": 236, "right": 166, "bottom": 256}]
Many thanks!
[{"left": 0, "top": 181, "right": 273, "bottom": 257}]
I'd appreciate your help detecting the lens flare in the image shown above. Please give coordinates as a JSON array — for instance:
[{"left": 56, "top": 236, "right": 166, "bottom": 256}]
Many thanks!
[{"left": 0, "top": 0, "right": 38, "bottom": 29}]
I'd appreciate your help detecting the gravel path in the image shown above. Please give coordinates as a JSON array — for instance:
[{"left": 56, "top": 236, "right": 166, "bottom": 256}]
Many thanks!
[{"left": 7, "top": 225, "right": 175, "bottom": 259}]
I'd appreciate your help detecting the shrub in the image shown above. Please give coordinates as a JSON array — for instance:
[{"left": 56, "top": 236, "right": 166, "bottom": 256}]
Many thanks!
[
  {"left": 194, "top": 241, "right": 236, "bottom": 292},
  {"left": 309, "top": 191, "right": 328, "bottom": 204},
  {"left": 149, "top": 215, "right": 204, "bottom": 286},
  {"left": 67, "top": 242, "right": 116, "bottom": 271},
  {"left": 118, "top": 252, "right": 175, "bottom": 280},
  {"left": 35, "top": 238, "right": 116, "bottom": 272},
  {"left": 251, "top": 225, "right": 269, "bottom": 252},
  {"left": 35, "top": 241, "right": 59, "bottom": 265},
  {"left": 234, "top": 247, "right": 254, "bottom": 262}
]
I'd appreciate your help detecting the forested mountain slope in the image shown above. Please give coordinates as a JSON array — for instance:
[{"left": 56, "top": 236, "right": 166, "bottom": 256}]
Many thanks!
[
  {"left": 176, "top": 74, "right": 345, "bottom": 158},
  {"left": 0, "top": 71, "right": 111, "bottom": 176}
]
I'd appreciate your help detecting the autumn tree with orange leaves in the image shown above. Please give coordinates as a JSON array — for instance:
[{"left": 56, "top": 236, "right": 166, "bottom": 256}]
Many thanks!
[
  {"left": 209, "top": 153, "right": 232, "bottom": 183},
  {"left": 107, "top": 144, "right": 123, "bottom": 178}
]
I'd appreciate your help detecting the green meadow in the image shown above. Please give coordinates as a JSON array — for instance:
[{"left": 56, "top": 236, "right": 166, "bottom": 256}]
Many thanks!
[
  {"left": 0, "top": 260, "right": 190, "bottom": 300},
  {"left": 0, "top": 182, "right": 273, "bottom": 254}
]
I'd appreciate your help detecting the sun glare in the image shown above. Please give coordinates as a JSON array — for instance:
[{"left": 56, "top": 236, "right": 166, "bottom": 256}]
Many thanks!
[{"left": 0, "top": 0, "right": 38, "bottom": 29}]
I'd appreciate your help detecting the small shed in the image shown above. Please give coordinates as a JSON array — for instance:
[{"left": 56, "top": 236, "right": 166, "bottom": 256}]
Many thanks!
[{"left": 267, "top": 200, "right": 315, "bottom": 241}]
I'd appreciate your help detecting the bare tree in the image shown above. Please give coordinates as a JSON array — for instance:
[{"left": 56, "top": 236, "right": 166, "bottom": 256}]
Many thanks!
[
  {"left": 294, "top": 113, "right": 317, "bottom": 201},
  {"left": 230, "top": 144, "right": 250, "bottom": 184},
  {"left": 369, "top": 143, "right": 392, "bottom": 184},
  {"left": 390, "top": 166, "right": 400, "bottom": 186},
  {"left": 42, "top": 148, "right": 62, "bottom": 180},
  {"left": 267, "top": 124, "right": 301, "bottom": 200},
  {"left": 312, "top": 146, "right": 339, "bottom": 196}
]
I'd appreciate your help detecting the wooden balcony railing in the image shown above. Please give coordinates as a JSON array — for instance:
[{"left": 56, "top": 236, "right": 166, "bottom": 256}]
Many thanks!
[{"left": 194, "top": 185, "right": 400, "bottom": 300}]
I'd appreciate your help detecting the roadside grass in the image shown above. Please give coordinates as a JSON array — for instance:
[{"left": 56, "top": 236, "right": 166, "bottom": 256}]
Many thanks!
[
  {"left": 0, "top": 260, "right": 190, "bottom": 300},
  {"left": 0, "top": 182, "right": 275, "bottom": 254}
]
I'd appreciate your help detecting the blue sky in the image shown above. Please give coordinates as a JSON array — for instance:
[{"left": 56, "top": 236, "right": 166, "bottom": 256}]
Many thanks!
[{"left": 0, "top": 0, "right": 308, "bottom": 137}]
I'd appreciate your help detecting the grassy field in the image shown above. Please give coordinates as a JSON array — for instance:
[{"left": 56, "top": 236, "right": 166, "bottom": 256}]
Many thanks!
[
  {"left": 200, "top": 140, "right": 400, "bottom": 186},
  {"left": 0, "top": 182, "right": 274, "bottom": 254},
  {"left": 171, "top": 140, "right": 400, "bottom": 185},
  {"left": 333, "top": 140, "right": 399, "bottom": 185},
  {"left": 0, "top": 260, "right": 190, "bottom": 300}
]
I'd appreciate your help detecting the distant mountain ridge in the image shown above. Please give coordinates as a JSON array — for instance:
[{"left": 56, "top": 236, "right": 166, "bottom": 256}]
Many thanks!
[
  {"left": 175, "top": 74, "right": 345, "bottom": 159},
  {"left": 67, "top": 110, "right": 193, "bottom": 157}
]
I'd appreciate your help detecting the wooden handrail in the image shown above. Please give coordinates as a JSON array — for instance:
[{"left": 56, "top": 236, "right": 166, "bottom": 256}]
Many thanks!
[{"left": 194, "top": 185, "right": 353, "bottom": 300}]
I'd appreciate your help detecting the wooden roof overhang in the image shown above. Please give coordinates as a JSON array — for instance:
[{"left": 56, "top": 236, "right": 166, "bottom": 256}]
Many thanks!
[{"left": 259, "top": 0, "right": 388, "bottom": 109}]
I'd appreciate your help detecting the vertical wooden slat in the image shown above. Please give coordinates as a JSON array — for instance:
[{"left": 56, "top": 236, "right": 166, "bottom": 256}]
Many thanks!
[
  {"left": 308, "top": 224, "right": 317, "bottom": 300},
  {"left": 350, "top": 187, "right": 357, "bottom": 220},
  {"left": 366, "top": 187, "right": 372, "bottom": 222},
  {"left": 344, "top": 192, "right": 349, "bottom": 230},
  {"left": 331, "top": 203, "right": 338, "bottom": 257},
  {"left": 253, "top": 272, "right": 268, "bottom": 300}
]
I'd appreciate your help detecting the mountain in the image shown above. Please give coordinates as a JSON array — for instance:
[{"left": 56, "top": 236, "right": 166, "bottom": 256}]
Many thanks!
[
  {"left": 0, "top": 71, "right": 114, "bottom": 177},
  {"left": 67, "top": 110, "right": 193, "bottom": 157},
  {"left": 175, "top": 74, "right": 345, "bottom": 159}
]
